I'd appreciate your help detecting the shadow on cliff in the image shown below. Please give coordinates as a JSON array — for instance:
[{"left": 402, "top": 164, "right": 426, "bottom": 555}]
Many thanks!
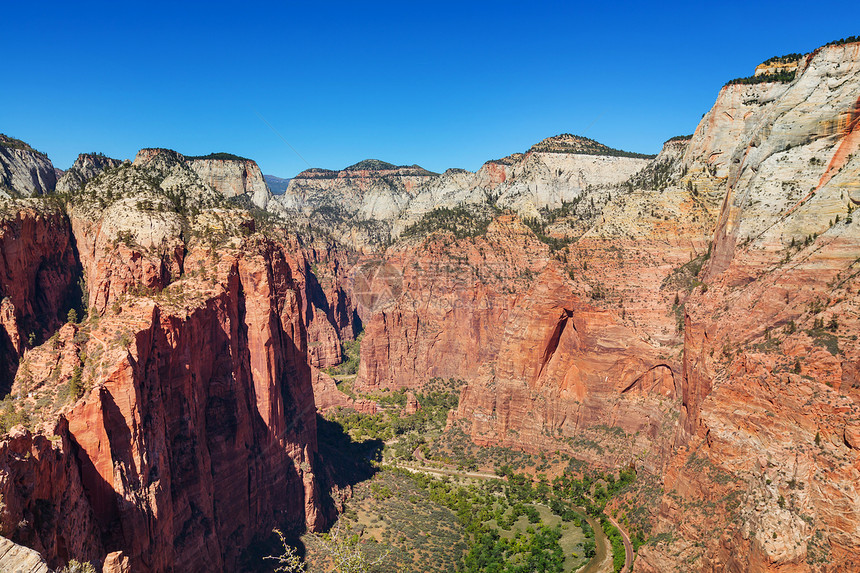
[
  {"left": 0, "top": 211, "right": 86, "bottom": 397},
  {"left": 236, "top": 417, "right": 382, "bottom": 572},
  {"left": 315, "top": 415, "right": 383, "bottom": 523}
]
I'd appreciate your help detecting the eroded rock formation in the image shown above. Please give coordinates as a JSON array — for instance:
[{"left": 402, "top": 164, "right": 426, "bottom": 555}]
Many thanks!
[{"left": 0, "top": 166, "right": 357, "bottom": 572}]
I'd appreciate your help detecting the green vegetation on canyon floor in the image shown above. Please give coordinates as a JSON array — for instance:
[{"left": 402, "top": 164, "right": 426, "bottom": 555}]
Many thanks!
[{"left": 290, "top": 377, "right": 659, "bottom": 572}]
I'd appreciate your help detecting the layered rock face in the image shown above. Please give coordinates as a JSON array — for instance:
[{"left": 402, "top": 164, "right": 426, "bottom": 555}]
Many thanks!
[
  {"left": 351, "top": 42, "right": 860, "bottom": 572},
  {"left": 634, "top": 42, "right": 860, "bottom": 571},
  {"left": 0, "top": 168, "right": 358, "bottom": 571},
  {"left": 393, "top": 145, "right": 650, "bottom": 233},
  {"left": 187, "top": 155, "right": 273, "bottom": 210},
  {"left": 0, "top": 202, "right": 79, "bottom": 393},
  {"left": 2, "top": 38, "right": 859, "bottom": 573},
  {"left": 0, "top": 135, "right": 56, "bottom": 197},
  {"left": 355, "top": 216, "right": 683, "bottom": 473}
]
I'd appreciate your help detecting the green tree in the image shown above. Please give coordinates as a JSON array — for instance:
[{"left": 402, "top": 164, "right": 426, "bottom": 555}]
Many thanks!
[
  {"left": 67, "top": 308, "right": 78, "bottom": 324},
  {"left": 59, "top": 561, "right": 98, "bottom": 573},
  {"left": 69, "top": 364, "right": 83, "bottom": 399}
]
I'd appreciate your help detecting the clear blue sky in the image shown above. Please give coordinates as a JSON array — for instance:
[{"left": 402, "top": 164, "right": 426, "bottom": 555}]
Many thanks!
[{"left": 1, "top": 1, "right": 855, "bottom": 177}]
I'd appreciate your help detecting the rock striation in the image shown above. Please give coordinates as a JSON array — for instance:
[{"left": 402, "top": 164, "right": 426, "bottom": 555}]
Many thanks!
[
  {"left": 0, "top": 136, "right": 56, "bottom": 197},
  {"left": 0, "top": 535, "right": 52, "bottom": 573},
  {"left": 350, "top": 40, "right": 860, "bottom": 572},
  {"left": 0, "top": 158, "right": 359, "bottom": 571},
  {"left": 635, "top": 40, "right": 860, "bottom": 572}
]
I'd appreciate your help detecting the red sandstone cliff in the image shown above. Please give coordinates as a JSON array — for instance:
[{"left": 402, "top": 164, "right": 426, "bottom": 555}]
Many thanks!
[
  {"left": 0, "top": 201, "right": 79, "bottom": 393},
  {"left": 0, "top": 198, "right": 358, "bottom": 571}
]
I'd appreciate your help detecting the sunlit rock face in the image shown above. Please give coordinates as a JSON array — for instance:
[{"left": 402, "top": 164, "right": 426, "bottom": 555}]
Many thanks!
[{"left": 0, "top": 135, "right": 56, "bottom": 197}]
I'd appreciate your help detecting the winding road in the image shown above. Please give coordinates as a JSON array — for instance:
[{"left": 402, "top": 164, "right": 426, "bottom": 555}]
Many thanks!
[
  {"left": 606, "top": 514, "right": 634, "bottom": 573},
  {"left": 387, "top": 455, "right": 636, "bottom": 573}
]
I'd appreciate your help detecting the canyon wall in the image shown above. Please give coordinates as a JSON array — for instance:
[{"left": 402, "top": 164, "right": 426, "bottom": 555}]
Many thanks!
[
  {"left": 354, "top": 214, "right": 686, "bottom": 474},
  {"left": 0, "top": 162, "right": 357, "bottom": 571},
  {"left": 350, "top": 41, "right": 860, "bottom": 572},
  {"left": 635, "top": 41, "right": 860, "bottom": 572},
  {"left": 187, "top": 156, "right": 274, "bottom": 210},
  {"left": 0, "top": 201, "right": 79, "bottom": 393},
  {"left": 1, "top": 38, "right": 859, "bottom": 573},
  {"left": 277, "top": 139, "right": 651, "bottom": 249}
]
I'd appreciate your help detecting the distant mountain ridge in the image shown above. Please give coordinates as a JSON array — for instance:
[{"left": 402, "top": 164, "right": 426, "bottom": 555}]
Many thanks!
[
  {"left": 276, "top": 133, "right": 652, "bottom": 248},
  {"left": 528, "top": 133, "right": 656, "bottom": 158},
  {"left": 264, "top": 174, "right": 292, "bottom": 195}
]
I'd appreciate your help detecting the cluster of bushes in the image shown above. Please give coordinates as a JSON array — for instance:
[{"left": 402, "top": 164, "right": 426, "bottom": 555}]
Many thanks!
[
  {"left": 602, "top": 519, "right": 627, "bottom": 571},
  {"left": 828, "top": 36, "right": 860, "bottom": 46},
  {"left": 405, "top": 472, "right": 569, "bottom": 573},
  {"left": 0, "top": 134, "right": 49, "bottom": 158},
  {"left": 326, "top": 334, "right": 363, "bottom": 376},
  {"left": 402, "top": 205, "right": 499, "bottom": 240},
  {"left": 522, "top": 217, "right": 575, "bottom": 252},
  {"left": 0, "top": 396, "right": 30, "bottom": 434},
  {"left": 403, "top": 462, "right": 636, "bottom": 572},
  {"left": 762, "top": 53, "right": 802, "bottom": 65},
  {"left": 185, "top": 152, "right": 251, "bottom": 161},
  {"left": 311, "top": 469, "right": 468, "bottom": 573},
  {"left": 529, "top": 134, "right": 655, "bottom": 159},
  {"left": 327, "top": 384, "right": 459, "bottom": 443},
  {"left": 725, "top": 69, "right": 796, "bottom": 86},
  {"left": 463, "top": 525, "right": 565, "bottom": 573}
]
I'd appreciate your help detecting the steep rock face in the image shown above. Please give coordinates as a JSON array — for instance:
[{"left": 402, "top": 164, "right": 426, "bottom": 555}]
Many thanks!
[
  {"left": 0, "top": 202, "right": 78, "bottom": 393},
  {"left": 56, "top": 154, "right": 123, "bottom": 194},
  {"left": 186, "top": 156, "right": 274, "bottom": 210},
  {"left": 0, "top": 136, "right": 56, "bottom": 197},
  {"left": 0, "top": 200, "right": 358, "bottom": 570},
  {"left": 356, "top": 216, "right": 546, "bottom": 390},
  {"left": 393, "top": 149, "right": 649, "bottom": 235},
  {"left": 356, "top": 216, "right": 682, "bottom": 472},
  {"left": 0, "top": 424, "right": 104, "bottom": 567},
  {"left": 0, "top": 534, "right": 53, "bottom": 573},
  {"left": 59, "top": 246, "right": 324, "bottom": 572},
  {"left": 280, "top": 161, "right": 438, "bottom": 249},
  {"left": 636, "top": 41, "right": 860, "bottom": 572},
  {"left": 455, "top": 265, "right": 680, "bottom": 473},
  {"left": 281, "top": 161, "right": 437, "bottom": 221},
  {"left": 68, "top": 198, "right": 185, "bottom": 316}
]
